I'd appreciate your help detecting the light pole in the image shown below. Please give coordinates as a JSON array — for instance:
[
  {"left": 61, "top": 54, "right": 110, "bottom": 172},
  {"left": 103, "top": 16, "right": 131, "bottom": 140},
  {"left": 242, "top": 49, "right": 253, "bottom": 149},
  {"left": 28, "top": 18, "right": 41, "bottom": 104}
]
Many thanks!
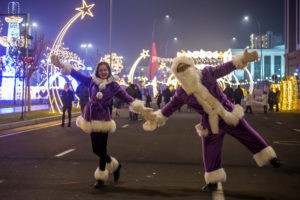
[
  {"left": 243, "top": 15, "right": 263, "bottom": 80},
  {"left": 164, "top": 37, "right": 178, "bottom": 58}
]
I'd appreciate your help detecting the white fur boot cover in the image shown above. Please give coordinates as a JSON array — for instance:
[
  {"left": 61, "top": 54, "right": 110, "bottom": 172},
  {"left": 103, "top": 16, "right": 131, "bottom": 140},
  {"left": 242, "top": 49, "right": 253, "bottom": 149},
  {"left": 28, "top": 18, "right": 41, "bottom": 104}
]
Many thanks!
[
  {"left": 94, "top": 167, "right": 109, "bottom": 181},
  {"left": 106, "top": 157, "right": 119, "bottom": 174},
  {"left": 204, "top": 168, "right": 227, "bottom": 184},
  {"left": 253, "top": 146, "right": 277, "bottom": 167}
]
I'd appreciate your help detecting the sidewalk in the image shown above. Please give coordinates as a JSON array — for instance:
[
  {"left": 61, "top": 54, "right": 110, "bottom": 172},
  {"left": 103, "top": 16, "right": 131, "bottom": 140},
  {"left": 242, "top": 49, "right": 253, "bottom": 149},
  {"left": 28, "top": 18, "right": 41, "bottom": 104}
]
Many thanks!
[{"left": 0, "top": 104, "right": 81, "bottom": 132}]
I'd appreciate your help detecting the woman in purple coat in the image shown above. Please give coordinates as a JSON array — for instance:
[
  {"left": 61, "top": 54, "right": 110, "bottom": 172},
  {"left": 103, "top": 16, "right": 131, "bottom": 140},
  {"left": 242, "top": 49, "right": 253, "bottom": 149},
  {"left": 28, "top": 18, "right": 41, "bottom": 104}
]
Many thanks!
[
  {"left": 51, "top": 55, "right": 153, "bottom": 188},
  {"left": 143, "top": 49, "right": 282, "bottom": 192}
]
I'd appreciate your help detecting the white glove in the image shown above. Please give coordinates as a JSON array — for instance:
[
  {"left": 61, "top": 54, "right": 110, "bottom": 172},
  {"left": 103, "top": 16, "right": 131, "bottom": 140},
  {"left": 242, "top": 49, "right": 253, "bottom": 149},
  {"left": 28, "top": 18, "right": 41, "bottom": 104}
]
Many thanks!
[
  {"left": 243, "top": 48, "right": 259, "bottom": 63},
  {"left": 143, "top": 120, "right": 158, "bottom": 132},
  {"left": 233, "top": 49, "right": 259, "bottom": 69},
  {"left": 140, "top": 107, "right": 156, "bottom": 121},
  {"left": 50, "top": 55, "right": 63, "bottom": 68}
]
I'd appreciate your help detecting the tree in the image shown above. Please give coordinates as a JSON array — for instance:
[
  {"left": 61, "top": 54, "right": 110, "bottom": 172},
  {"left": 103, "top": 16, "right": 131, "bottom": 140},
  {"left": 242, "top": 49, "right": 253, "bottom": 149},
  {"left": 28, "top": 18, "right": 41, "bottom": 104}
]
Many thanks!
[{"left": 24, "top": 32, "right": 50, "bottom": 112}]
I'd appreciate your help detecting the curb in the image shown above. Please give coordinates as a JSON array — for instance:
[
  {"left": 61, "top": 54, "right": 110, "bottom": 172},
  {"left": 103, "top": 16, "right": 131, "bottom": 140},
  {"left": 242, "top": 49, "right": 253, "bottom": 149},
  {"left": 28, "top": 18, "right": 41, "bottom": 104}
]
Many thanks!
[{"left": 0, "top": 112, "right": 81, "bottom": 131}]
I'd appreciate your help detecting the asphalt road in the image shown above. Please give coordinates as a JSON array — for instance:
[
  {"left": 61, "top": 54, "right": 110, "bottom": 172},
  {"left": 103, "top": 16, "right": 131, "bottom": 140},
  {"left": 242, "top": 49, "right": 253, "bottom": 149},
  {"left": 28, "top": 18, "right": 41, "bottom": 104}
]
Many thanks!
[{"left": 0, "top": 108, "right": 299, "bottom": 200}]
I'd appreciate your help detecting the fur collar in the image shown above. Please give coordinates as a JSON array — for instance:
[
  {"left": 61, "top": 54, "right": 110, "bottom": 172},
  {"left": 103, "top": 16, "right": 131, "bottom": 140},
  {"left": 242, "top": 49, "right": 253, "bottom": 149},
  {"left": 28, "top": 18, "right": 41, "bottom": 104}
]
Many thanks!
[{"left": 91, "top": 74, "right": 115, "bottom": 99}]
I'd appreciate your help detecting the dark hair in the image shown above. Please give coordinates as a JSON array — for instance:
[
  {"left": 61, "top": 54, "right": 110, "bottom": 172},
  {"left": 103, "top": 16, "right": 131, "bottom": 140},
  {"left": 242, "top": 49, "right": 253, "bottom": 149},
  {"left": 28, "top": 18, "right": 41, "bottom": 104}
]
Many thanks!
[{"left": 95, "top": 62, "right": 112, "bottom": 78}]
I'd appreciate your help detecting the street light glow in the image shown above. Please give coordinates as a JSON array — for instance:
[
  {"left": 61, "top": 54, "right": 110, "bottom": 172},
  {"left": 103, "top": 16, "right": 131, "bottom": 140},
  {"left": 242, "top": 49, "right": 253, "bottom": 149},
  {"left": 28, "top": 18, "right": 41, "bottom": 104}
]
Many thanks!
[{"left": 243, "top": 15, "right": 249, "bottom": 21}]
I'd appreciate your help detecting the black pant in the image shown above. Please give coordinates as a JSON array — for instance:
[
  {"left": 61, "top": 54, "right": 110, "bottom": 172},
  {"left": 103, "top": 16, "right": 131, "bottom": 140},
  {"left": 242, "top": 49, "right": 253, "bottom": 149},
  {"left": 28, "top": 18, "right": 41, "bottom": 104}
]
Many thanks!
[
  {"left": 90, "top": 132, "right": 112, "bottom": 170},
  {"left": 245, "top": 106, "right": 252, "bottom": 113},
  {"left": 62, "top": 105, "right": 72, "bottom": 125}
]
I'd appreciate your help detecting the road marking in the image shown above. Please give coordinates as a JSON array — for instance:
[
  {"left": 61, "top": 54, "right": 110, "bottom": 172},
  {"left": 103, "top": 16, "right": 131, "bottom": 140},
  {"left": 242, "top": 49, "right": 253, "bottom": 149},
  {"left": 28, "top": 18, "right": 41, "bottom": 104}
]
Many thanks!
[
  {"left": 55, "top": 149, "right": 75, "bottom": 157},
  {"left": 274, "top": 141, "right": 300, "bottom": 146},
  {"left": 122, "top": 124, "right": 129, "bottom": 128},
  {"left": 0, "top": 122, "right": 61, "bottom": 138},
  {"left": 275, "top": 121, "right": 282, "bottom": 125},
  {"left": 0, "top": 179, "right": 4, "bottom": 184},
  {"left": 212, "top": 182, "right": 225, "bottom": 200},
  {"left": 293, "top": 129, "right": 300, "bottom": 133}
]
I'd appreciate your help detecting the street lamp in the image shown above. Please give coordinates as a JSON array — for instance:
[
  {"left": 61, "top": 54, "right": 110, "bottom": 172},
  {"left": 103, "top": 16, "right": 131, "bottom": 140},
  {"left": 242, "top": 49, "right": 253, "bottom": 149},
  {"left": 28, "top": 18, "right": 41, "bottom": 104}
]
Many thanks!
[
  {"left": 80, "top": 43, "right": 92, "bottom": 58},
  {"left": 243, "top": 15, "right": 263, "bottom": 79},
  {"left": 164, "top": 37, "right": 178, "bottom": 58}
]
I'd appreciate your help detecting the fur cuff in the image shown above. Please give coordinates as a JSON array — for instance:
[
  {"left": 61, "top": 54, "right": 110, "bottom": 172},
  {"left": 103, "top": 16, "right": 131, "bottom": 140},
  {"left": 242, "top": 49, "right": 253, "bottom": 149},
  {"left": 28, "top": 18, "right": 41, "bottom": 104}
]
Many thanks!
[
  {"left": 154, "top": 110, "right": 168, "bottom": 127},
  {"left": 129, "top": 99, "right": 145, "bottom": 113},
  {"left": 195, "top": 123, "right": 209, "bottom": 137},
  {"left": 61, "top": 62, "right": 72, "bottom": 75},
  {"left": 76, "top": 115, "right": 92, "bottom": 133},
  {"left": 204, "top": 168, "right": 226, "bottom": 184},
  {"left": 94, "top": 168, "right": 109, "bottom": 181},
  {"left": 253, "top": 146, "right": 277, "bottom": 167},
  {"left": 106, "top": 157, "right": 119, "bottom": 173},
  {"left": 143, "top": 120, "right": 158, "bottom": 132}
]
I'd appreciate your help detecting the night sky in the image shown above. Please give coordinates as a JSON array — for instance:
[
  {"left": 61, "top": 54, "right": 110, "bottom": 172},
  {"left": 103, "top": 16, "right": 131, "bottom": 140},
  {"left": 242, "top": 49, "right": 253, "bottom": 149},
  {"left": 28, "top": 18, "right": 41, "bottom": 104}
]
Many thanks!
[{"left": 0, "top": 0, "right": 284, "bottom": 66}]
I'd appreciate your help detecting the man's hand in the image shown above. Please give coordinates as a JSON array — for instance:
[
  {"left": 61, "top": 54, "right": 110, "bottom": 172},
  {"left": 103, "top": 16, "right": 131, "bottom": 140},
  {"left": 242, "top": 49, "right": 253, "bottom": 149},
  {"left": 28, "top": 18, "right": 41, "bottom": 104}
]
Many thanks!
[{"left": 50, "top": 55, "right": 63, "bottom": 68}]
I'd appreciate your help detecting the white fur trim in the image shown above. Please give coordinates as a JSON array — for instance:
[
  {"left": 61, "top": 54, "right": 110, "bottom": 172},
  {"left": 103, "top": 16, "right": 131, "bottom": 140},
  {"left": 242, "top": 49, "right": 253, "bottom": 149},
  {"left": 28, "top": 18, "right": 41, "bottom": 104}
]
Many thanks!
[
  {"left": 129, "top": 99, "right": 145, "bottom": 113},
  {"left": 96, "top": 92, "right": 103, "bottom": 99},
  {"left": 76, "top": 116, "right": 92, "bottom": 133},
  {"left": 171, "top": 56, "right": 195, "bottom": 75},
  {"left": 204, "top": 168, "right": 226, "bottom": 184},
  {"left": 143, "top": 120, "right": 158, "bottom": 132},
  {"left": 154, "top": 110, "right": 168, "bottom": 127},
  {"left": 58, "top": 62, "right": 72, "bottom": 75},
  {"left": 195, "top": 123, "right": 209, "bottom": 137},
  {"left": 94, "top": 168, "right": 109, "bottom": 181},
  {"left": 76, "top": 116, "right": 116, "bottom": 134},
  {"left": 106, "top": 157, "right": 119, "bottom": 174},
  {"left": 253, "top": 146, "right": 277, "bottom": 167}
]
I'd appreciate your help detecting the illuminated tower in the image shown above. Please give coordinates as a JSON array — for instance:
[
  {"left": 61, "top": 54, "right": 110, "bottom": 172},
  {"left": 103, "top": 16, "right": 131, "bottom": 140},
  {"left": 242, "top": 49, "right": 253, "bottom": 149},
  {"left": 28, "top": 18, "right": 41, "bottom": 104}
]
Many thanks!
[{"left": 5, "top": 1, "right": 24, "bottom": 56}]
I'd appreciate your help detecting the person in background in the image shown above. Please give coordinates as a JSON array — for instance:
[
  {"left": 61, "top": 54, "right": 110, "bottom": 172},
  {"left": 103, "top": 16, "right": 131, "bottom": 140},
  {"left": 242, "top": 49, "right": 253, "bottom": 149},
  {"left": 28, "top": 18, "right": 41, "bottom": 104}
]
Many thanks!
[
  {"left": 145, "top": 91, "right": 152, "bottom": 108},
  {"left": 76, "top": 82, "right": 89, "bottom": 113},
  {"left": 61, "top": 83, "right": 74, "bottom": 127},
  {"left": 262, "top": 91, "right": 268, "bottom": 114},
  {"left": 51, "top": 55, "right": 154, "bottom": 188},
  {"left": 223, "top": 84, "right": 234, "bottom": 103},
  {"left": 244, "top": 90, "right": 253, "bottom": 114},
  {"left": 156, "top": 90, "right": 162, "bottom": 109},
  {"left": 233, "top": 85, "right": 244, "bottom": 105}
]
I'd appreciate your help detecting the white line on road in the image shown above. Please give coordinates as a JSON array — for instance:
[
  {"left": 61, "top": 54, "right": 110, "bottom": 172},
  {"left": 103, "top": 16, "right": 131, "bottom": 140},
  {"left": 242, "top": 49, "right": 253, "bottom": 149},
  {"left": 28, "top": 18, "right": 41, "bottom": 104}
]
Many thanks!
[
  {"left": 0, "top": 179, "right": 4, "bottom": 184},
  {"left": 122, "top": 124, "right": 129, "bottom": 128},
  {"left": 0, "top": 122, "right": 61, "bottom": 138},
  {"left": 293, "top": 129, "right": 300, "bottom": 133},
  {"left": 275, "top": 121, "right": 282, "bottom": 125},
  {"left": 212, "top": 182, "right": 225, "bottom": 200},
  {"left": 55, "top": 149, "right": 75, "bottom": 157}
]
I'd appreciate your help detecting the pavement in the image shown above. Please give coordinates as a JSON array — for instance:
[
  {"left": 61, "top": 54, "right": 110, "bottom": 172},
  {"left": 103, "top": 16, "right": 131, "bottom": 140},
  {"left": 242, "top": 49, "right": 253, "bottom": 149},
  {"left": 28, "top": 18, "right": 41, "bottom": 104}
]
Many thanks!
[{"left": 0, "top": 104, "right": 81, "bottom": 132}]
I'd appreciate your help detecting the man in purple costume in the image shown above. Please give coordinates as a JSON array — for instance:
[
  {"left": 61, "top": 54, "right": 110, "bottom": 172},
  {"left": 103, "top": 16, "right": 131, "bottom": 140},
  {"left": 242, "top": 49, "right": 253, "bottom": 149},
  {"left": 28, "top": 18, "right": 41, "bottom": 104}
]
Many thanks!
[
  {"left": 143, "top": 49, "right": 282, "bottom": 192},
  {"left": 51, "top": 55, "right": 154, "bottom": 188}
]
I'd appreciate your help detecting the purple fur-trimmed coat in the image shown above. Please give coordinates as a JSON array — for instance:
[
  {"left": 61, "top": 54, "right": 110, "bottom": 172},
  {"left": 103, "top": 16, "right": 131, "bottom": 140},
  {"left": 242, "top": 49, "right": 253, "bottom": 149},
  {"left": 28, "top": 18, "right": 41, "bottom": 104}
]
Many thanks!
[
  {"left": 161, "top": 61, "right": 237, "bottom": 131},
  {"left": 70, "top": 69, "right": 134, "bottom": 133}
]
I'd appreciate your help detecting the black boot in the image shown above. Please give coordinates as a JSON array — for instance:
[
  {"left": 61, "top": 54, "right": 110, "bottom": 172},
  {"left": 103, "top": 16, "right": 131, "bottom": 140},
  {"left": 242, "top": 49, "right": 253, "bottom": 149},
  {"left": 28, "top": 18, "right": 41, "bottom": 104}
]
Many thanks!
[
  {"left": 113, "top": 164, "right": 122, "bottom": 182},
  {"left": 202, "top": 183, "right": 218, "bottom": 192},
  {"left": 270, "top": 157, "right": 282, "bottom": 168},
  {"left": 93, "top": 180, "right": 104, "bottom": 188},
  {"left": 68, "top": 122, "right": 71, "bottom": 127}
]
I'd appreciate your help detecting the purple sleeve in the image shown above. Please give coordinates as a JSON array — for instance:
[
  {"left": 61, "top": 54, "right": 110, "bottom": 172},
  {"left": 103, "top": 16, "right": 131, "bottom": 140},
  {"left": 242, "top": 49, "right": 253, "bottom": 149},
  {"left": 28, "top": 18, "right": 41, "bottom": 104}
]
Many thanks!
[
  {"left": 204, "top": 61, "right": 236, "bottom": 80},
  {"left": 70, "top": 69, "right": 92, "bottom": 87},
  {"left": 161, "top": 88, "right": 185, "bottom": 117},
  {"left": 113, "top": 82, "right": 135, "bottom": 104}
]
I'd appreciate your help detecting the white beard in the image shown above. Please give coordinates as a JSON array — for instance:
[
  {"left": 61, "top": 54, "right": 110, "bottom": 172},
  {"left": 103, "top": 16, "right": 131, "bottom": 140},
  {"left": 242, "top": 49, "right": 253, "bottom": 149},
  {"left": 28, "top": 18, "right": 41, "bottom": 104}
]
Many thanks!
[{"left": 174, "top": 67, "right": 200, "bottom": 95}]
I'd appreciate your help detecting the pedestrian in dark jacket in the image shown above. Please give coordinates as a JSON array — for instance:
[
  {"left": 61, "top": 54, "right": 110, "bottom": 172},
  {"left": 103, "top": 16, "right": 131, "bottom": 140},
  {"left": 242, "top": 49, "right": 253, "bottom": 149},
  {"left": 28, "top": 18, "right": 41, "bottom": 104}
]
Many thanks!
[{"left": 61, "top": 83, "right": 74, "bottom": 127}]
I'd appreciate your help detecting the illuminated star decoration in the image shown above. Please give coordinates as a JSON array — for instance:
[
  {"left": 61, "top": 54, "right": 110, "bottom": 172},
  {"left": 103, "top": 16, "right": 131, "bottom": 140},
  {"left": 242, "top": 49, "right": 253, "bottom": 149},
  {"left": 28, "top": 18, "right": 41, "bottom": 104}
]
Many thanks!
[
  {"left": 140, "top": 49, "right": 149, "bottom": 59},
  {"left": 75, "top": 0, "right": 95, "bottom": 20}
]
